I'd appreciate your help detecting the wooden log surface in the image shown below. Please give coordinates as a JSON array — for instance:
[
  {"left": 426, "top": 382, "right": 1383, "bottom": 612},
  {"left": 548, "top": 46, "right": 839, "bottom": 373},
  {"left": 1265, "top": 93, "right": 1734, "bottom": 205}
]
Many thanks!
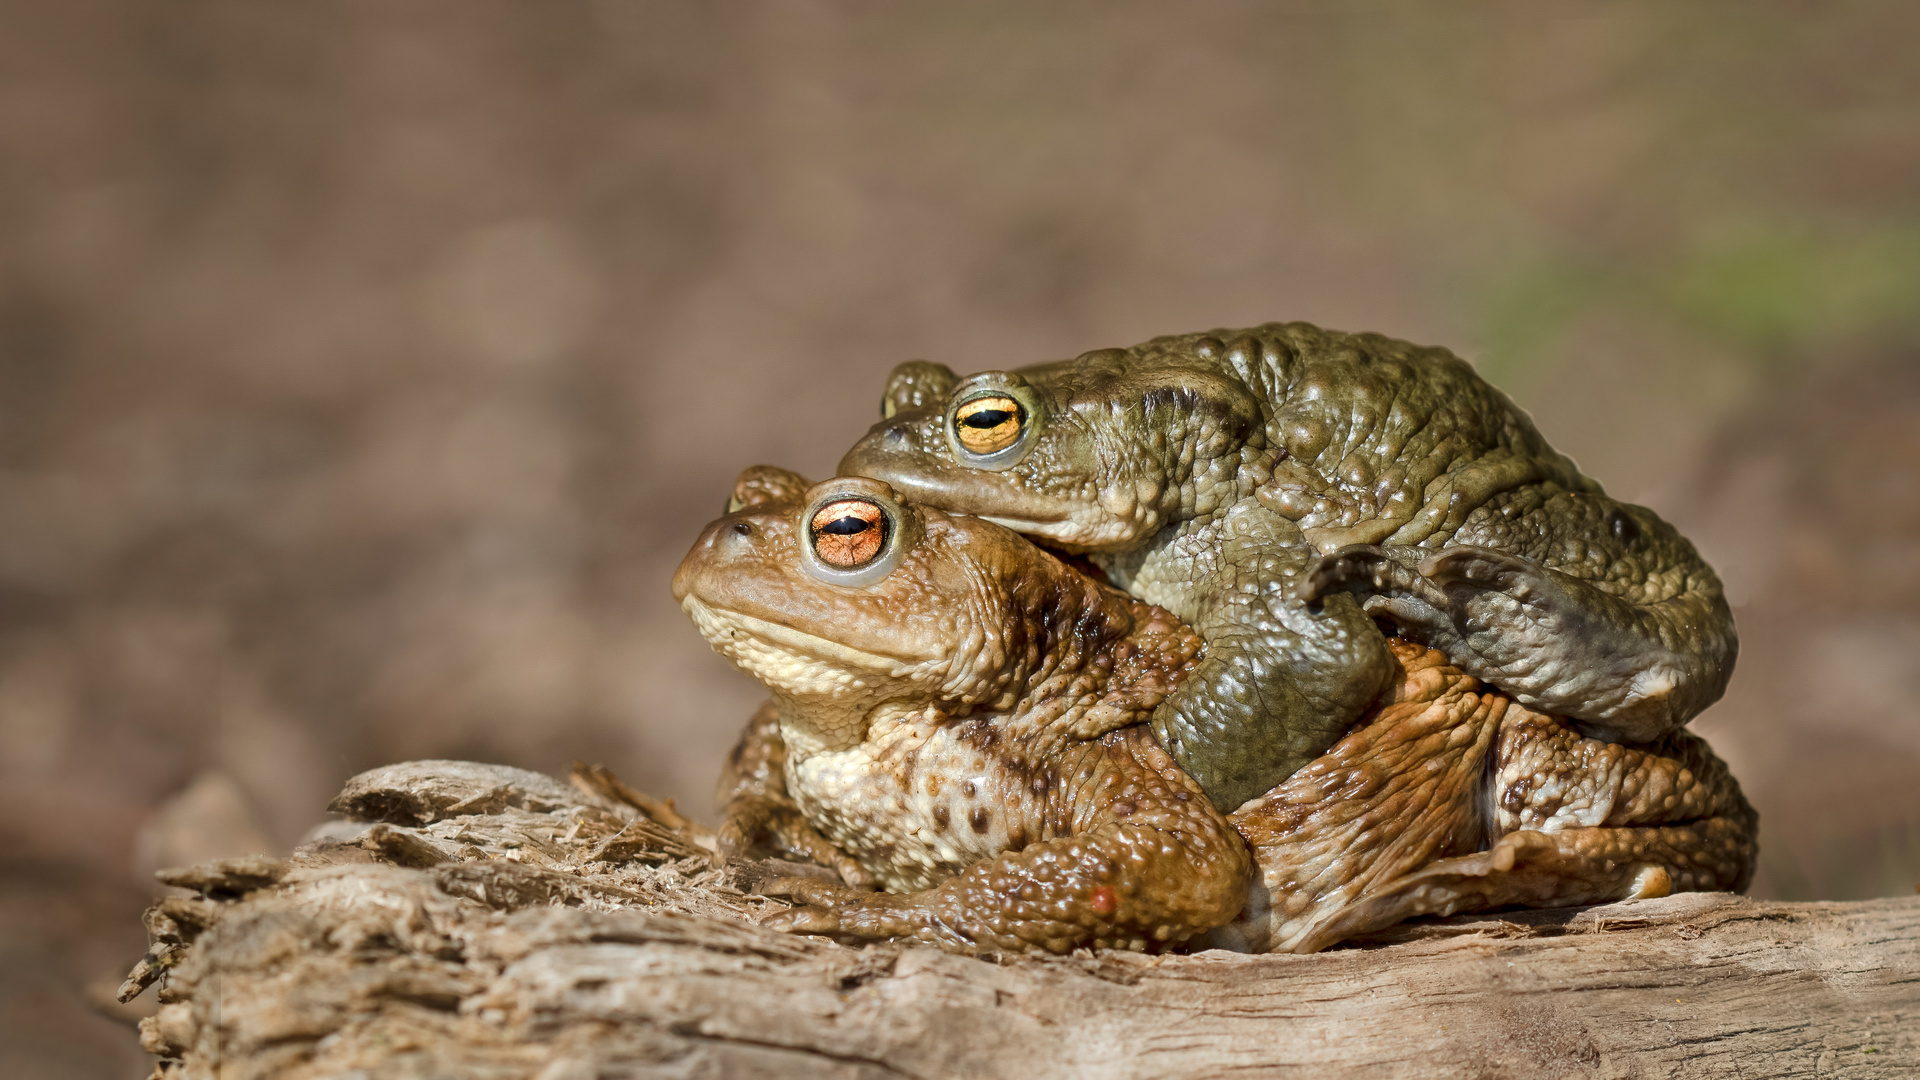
[{"left": 127, "top": 761, "right": 1920, "bottom": 1079}]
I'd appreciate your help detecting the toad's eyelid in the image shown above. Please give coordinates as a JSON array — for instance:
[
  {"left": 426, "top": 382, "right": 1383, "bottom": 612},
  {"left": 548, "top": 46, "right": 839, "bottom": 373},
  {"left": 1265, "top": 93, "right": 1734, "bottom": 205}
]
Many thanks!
[{"left": 811, "top": 499, "right": 882, "bottom": 527}]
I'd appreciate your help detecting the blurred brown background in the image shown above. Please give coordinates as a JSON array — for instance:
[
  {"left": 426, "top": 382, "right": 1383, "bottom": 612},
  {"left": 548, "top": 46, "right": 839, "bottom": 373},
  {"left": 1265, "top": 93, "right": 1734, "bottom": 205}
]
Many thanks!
[{"left": 3, "top": 3, "right": 1917, "bottom": 1075}]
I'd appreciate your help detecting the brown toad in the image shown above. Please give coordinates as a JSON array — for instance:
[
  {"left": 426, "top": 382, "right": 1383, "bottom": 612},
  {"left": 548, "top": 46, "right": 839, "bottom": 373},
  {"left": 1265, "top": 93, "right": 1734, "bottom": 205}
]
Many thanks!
[{"left": 674, "top": 466, "right": 1755, "bottom": 954}]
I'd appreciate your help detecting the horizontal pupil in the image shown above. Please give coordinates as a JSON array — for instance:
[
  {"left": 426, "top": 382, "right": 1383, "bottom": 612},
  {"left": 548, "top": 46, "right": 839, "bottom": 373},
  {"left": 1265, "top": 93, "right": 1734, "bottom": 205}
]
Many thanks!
[
  {"left": 961, "top": 409, "right": 1012, "bottom": 428},
  {"left": 819, "top": 516, "right": 873, "bottom": 535}
]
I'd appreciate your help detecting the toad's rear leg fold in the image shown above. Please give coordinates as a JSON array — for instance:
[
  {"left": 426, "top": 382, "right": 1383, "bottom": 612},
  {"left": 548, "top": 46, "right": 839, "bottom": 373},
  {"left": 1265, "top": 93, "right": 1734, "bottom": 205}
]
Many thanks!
[
  {"left": 1492, "top": 709, "right": 1753, "bottom": 835},
  {"left": 1204, "top": 642, "right": 1503, "bottom": 954},
  {"left": 1295, "top": 706, "right": 1758, "bottom": 952},
  {"left": 1302, "top": 541, "right": 1737, "bottom": 743},
  {"left": 1296, "top": 817, "right": 1757, "bottom": 953}
]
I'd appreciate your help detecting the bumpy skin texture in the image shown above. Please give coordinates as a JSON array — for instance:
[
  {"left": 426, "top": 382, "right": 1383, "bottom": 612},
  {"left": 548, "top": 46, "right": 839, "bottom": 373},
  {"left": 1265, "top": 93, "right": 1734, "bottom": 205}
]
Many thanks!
[
  {"left": 714, "top": 700, "right": 878, "bottom": 889},
  {"left": 841, "top": 322, "right": 1737, "bottom": 810},
  {"left": 766, "top": 727, "right": 1249, "bottom": 954},
  {"left": 1206, "top": 640, "right": 1756, "bottom": 953},
  {"left": 675, "top": 468, "right": 1250, "bottom": 954},
  {"left": 679, "top": 468, "right": 1753, "bottom": 955}
]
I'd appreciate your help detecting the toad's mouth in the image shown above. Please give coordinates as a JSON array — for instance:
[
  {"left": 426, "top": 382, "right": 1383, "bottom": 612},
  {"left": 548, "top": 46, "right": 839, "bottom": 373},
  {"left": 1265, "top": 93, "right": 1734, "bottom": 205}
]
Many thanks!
[
  {"left": 979, "top": 515, "right": 1093, "bottom": 547},
  {"left": 1024, "top": 534, "right": 1109, "bottom": 585},
  {"left": 681, "top": 596, "right": 928, "bottom": 674}
]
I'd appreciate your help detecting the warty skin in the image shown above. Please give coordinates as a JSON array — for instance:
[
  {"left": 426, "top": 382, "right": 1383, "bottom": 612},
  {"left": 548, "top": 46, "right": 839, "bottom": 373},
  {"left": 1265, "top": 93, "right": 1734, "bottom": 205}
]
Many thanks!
[
  {"left": 840, "top": 322, "right": 1739, "bottom": 811},
  {"left": 675, "top": 466, "right": 1754, "bottom": 955},
  {"left": 676, "top": 466, "right": 1248, "bottom": 953}
]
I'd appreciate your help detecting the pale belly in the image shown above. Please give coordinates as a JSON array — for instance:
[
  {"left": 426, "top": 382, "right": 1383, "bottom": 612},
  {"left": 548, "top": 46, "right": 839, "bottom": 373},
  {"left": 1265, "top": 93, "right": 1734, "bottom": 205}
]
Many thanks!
[{"left": 784, "top": 718, "right": 1038, "bottom": 893}]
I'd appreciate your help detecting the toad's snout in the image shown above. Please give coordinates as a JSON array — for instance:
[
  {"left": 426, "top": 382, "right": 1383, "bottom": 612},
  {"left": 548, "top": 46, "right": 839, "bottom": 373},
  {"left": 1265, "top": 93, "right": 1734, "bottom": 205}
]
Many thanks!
[
  {"left": 672, "top": 516, "right": 774, "bottom": 604},
  {"left": 838, "top": 415, "right": 935, "bottom": 478}
]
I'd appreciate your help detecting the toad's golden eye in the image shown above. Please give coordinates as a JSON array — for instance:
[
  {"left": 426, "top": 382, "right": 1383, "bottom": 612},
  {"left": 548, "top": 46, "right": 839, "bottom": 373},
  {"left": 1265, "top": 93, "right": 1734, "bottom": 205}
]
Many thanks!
[
  {"left": 953, "top": 395, "right": 1024, "bottom": 455},
  {"left": 809, "top": 499, "right": 887, "bottom": 568}
]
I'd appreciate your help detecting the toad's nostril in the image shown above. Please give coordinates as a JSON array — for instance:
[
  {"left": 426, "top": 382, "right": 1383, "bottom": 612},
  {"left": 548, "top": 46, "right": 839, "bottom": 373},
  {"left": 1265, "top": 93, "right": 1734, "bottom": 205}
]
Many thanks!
[
  {"left": 713, "top": 520, "right": 756, "bottom": 559},
  {"left": 883, "top": 425, "right": 912, "bottom": 447}
]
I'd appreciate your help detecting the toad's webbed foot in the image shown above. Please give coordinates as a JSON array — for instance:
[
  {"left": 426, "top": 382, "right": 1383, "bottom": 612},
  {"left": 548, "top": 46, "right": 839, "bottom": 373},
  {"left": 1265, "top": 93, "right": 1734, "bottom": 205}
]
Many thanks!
[
  {"left": 1302, "top": 543, "right": 1733, "bottom": 742},
  {"left": 1210, "top": 648, "right": 1756, "bottom": 954}
]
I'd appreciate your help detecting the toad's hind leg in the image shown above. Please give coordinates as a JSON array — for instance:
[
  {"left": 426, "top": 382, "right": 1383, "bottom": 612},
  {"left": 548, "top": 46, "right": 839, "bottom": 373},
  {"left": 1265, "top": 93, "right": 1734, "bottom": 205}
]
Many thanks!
[
  {"left": 1298, "top": 706, "right": 1757, "bottom": 952},
  {"left": 1297, "top": 816, "right": 1756, "bottom": 952},
  {"left": 1203, "top": 644, "right": 1503, "bottom": 955},
  {"left": 1301, "top": 492, "right": 1738, "bottom": 743}
]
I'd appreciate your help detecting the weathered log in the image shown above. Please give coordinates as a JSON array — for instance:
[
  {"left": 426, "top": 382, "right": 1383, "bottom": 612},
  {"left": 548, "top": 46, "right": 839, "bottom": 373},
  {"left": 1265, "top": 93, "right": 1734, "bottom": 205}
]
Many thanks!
[{"left": 128, "top": 762, "right": 1919, "bottom": 1079}]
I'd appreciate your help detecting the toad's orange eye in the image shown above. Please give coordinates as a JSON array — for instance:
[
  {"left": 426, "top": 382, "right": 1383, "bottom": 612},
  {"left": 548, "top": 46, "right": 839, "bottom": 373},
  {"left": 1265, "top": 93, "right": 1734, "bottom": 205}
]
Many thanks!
[
  {"left": 952, "top": 395, "right": 1024, "bottom": 455},
  {"left": 809, "top": 500, "right": 887, "bottom": 568}
]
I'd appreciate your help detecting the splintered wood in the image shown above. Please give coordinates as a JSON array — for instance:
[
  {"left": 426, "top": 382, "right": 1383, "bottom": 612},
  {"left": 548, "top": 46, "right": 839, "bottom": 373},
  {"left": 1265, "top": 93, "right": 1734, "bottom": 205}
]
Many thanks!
[{"left": 126, "top": 760, "right": 1919, "bottom": 1079}]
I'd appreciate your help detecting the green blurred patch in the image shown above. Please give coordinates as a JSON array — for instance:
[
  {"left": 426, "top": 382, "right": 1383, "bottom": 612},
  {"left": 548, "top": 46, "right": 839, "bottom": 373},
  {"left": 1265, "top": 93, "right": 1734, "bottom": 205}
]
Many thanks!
[
  {"left": 1473, "top": 261, "right": 1610, "bottom": 389},
  {"left": 1666, "top": 225, "right": 1920, "bottom": 353},
  {"left": 1475, "top": 222, "right": 1920, "bottom": 390}
]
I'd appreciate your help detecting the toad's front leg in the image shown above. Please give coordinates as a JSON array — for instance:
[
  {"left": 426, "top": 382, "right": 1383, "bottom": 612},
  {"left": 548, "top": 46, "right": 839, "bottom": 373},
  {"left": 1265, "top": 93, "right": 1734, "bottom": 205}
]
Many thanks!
[
  {"left": 1149, "top": 503, "right": 1394, "bottom": 812},
  {"left": 761, "top": 729, "right": 1252, "bottom": 954},
  {"left": 715, "top": 701, "right": 875, "bottom": 889}
]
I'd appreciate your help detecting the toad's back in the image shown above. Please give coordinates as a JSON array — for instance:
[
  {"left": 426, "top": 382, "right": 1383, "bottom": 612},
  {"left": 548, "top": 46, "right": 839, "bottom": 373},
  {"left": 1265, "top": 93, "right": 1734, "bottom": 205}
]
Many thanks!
[
  {"left": 1159, "top": 322, "right": 1598, "bottom": 550},
  {"left": 844, "top": 321, "right": 1737, "bottom": 811}
]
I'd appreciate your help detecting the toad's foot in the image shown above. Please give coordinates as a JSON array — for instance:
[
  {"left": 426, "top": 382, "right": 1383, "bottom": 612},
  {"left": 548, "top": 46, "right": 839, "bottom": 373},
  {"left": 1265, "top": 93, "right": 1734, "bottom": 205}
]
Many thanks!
[
  {"left": 1302, "top": 544, "right": 1727, "bottom": 742},
  {"left": 1296, "top": 817, "right": 1756, "bottom": 952},
  {"left": 757, "top": 876, "right": 966, "bottom": 945},
  {"left": 720, "top": 794, "right": 877, "bottom": 890},
  {"left": 714, "top": 700, "right": 877, "bottom": 889},
  {"left": 1289, "top": 701, "right": 1758, "bottom": 952},
  {"left": 756, "top": 788, "right": 1251, "bottom": 956}
]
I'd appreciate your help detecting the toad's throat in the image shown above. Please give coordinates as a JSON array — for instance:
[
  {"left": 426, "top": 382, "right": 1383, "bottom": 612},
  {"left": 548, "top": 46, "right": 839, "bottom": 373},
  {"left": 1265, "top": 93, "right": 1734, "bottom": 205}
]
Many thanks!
[{"left": 681, "top": 597, "right": 928, "bottom": 673}]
